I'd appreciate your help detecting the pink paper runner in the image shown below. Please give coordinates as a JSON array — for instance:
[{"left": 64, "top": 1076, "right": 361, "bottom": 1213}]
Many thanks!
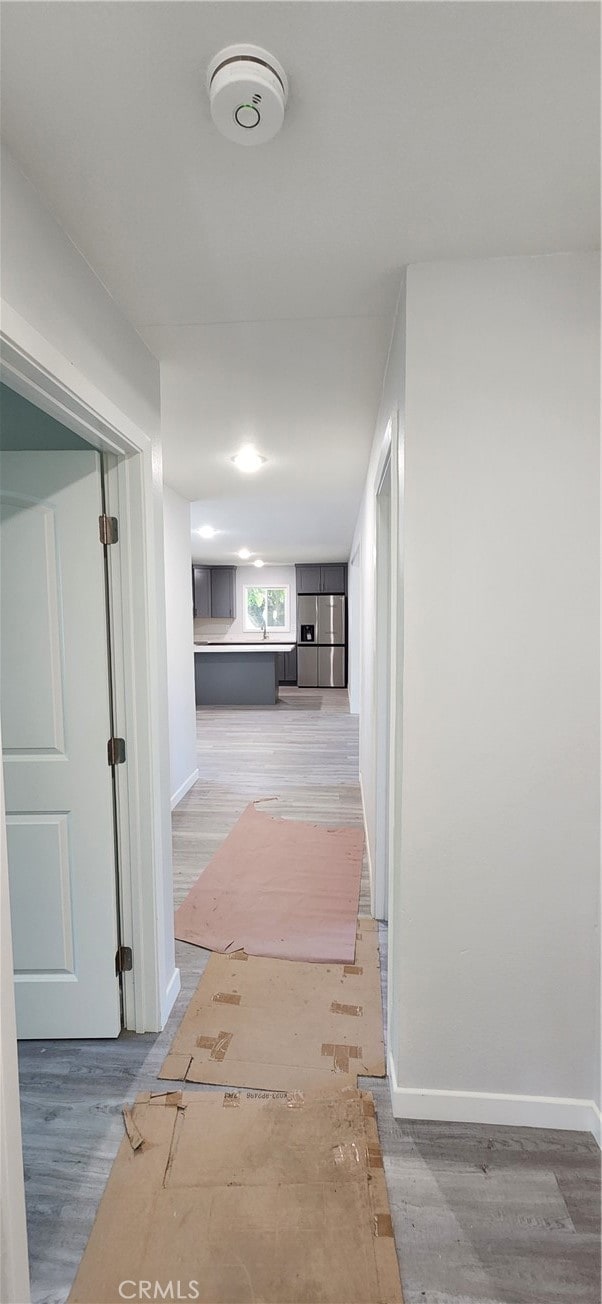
[{"left": 175, "top": 802, "right": 364, "bottom": 963}]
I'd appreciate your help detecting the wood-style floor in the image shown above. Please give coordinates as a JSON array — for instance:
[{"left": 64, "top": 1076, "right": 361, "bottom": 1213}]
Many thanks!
[{"left": 18, "top": 687, "right": 601, "bottom": 1304}]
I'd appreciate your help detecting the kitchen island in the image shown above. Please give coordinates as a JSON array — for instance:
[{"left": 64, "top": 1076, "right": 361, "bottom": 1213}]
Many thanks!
[{"left": 194, "top": 643, "right": 295, "bottom": 706}]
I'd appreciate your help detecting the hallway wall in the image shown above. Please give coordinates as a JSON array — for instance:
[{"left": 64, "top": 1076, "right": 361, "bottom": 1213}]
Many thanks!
[
  {"left": 349, "top": 283, "right": 406, "bottom": 913},
  {"left": 0, "top": 144, "right": 159, "bottom": 436},
  {"left": 354, "top": 251, "right": 600, "bottom": 1133},
  {"left": 0, "top": 141, "right": 178, "bottom": 1032},
  {"left": 397, "top": 252, "right": 600, "bottom": 1129},
  {"left": 163, "top": 486, "right": 197, "bottom": 808}
]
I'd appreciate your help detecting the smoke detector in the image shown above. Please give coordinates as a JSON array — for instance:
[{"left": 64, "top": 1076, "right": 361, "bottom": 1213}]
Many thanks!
[{"left": 207, "top": 44, "right": 288, "bottom": 145}]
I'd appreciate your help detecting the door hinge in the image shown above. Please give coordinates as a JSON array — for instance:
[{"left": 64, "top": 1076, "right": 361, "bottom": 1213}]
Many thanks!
[
  {"left": 115, "top": 945, "right": 133, "bottom": 975},
  {"left": 107, "top": 736, "right": 126, "bottom": 766},
  {"left": 99, "top": 514, "right": 119, "bottom": 545}
]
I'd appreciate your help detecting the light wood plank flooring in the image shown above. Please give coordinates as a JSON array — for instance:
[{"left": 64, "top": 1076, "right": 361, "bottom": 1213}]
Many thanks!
[{"left": 17, "top": 687, "right": 601, "bottom": 1304}]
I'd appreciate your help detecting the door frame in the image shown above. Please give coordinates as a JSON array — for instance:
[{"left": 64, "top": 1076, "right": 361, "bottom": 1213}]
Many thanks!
[
  {"left": 0, "top": 299, "right": 177, "bottom": 1035},
  {"left": 373, "top": 448, "right": 392, "bottom": 921}
]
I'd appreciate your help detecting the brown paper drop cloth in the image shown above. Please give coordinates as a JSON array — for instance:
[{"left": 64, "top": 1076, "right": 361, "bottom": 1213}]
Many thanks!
[
  {"left": 174, "top": 800, "right": 364, "bottom": 963},
  {"left": 68, "top": 1086, "right": 403, "bottom": 1304},
  {"left": 160, "top": 919, "right": 385, "bottom": 1092}
]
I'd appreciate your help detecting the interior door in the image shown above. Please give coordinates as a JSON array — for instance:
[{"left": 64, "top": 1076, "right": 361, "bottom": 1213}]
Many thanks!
[{"left": 0, "top": 451, "right": 121, "bottom": 1038}]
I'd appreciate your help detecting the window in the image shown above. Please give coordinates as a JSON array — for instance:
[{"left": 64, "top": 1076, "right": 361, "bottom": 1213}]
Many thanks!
[{"left": 243, "top": 585, "right": 290, "bottom": 633}]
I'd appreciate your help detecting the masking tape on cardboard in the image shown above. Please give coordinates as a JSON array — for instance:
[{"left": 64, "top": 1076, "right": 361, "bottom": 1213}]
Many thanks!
[
  {"left": 331, "top": 1001, "right": 363, "bottom": 1017},
  {"left": 322, "top": 1043, "right": 362, "bottom": 1073},
  {"left": 211, "top": 1030, "right": 233, "bottom": 1061},
  {"left": 374, "top": 1214, "right": 394, "bottom": 1238},
  {"left": 196, "top": 1035, "right": 217, "bottom": 1050},
  {"left": 343, "top": 965, "right": 363, "bottom": 976},
  {"left": 286, "top": 1090, "right": 305, "bottom": 1109},
  {"left": 195, "top": 1030, "right": 233, "bottom": 1061},
  {"left": 333, "top": 1142, "right": 361, "bottom": 1166},
  {"left": 212, "top": 991, "right": 241, "bottom": 1005}
]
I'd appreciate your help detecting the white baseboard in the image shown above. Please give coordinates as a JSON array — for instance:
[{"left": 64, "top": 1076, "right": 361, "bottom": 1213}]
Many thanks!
[
  {"left": 170, "top": 768, "right": 199, "bottom": 811},
  {"left": 358, "top": 770, "right": 374, "bottom": 907},
  {"left": 160, "top": 966, "right": 181, "bottom": 1028},
  {"left": 388, "top": 1052, "right": 601, "bottom": 1140},
  {"left": 591, "top": 1102, "right": 601, "bottom": 1148}
]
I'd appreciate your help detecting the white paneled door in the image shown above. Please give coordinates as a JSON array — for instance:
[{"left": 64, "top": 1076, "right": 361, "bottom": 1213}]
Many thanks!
[{"left": 1, "top": 451, "right": 121, "bottom": 1038}]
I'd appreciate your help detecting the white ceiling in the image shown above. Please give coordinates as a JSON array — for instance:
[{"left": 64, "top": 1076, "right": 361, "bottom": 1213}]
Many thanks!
[{"left": 1, "top": 2, "right": 599, "bottom": 561}]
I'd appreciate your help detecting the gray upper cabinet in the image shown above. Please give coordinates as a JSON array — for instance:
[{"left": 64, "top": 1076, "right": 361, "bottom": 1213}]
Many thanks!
[
  {"left": 296, "top": 564, "right": 322, "bottom": 594},
  {"left": 210, "top": 567, "right": 236, "bottom": 619},
  {"left": 320, "top": 564, "right": 347, "bottom": 594},
  {"left": 192, "top": 565, "right": 211, "bottom": 618},
  {"left": 192, "top": 565, "right": 236, "bottom": 619},
  {"left": 296, "top": 563, "right": 347, "bottom": 595}
]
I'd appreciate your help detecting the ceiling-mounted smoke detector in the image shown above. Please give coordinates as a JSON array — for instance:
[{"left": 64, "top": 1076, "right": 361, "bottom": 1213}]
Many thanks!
[{"left": 207, "top": 44, "right": 288, "bottom": 145}]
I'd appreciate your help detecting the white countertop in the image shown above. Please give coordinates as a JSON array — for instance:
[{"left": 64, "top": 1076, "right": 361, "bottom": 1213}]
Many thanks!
[{"left": 194, "top": 643, "right": 295, "bottom": 654}]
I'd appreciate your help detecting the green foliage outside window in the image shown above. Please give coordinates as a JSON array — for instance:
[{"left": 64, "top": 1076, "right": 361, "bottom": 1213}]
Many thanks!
[{"left": 245, "top": 586, "right": 287, "bottom": 630}]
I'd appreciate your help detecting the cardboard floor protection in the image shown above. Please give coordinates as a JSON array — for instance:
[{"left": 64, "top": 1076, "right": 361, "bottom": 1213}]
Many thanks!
[
  {"left": 68, "top": 1086, "right": 403, "bottom": 1304},
  {"left": 174, "top": 799, "right": 364, "bottom": 963},
  {"left": 160, "top": 918, "right": 385, "bottom": 1091}
]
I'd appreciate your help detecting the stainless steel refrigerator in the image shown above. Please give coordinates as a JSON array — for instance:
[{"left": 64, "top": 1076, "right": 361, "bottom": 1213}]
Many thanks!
[{"left": 297, "top": 594, "right": 346, "bottom": 688}]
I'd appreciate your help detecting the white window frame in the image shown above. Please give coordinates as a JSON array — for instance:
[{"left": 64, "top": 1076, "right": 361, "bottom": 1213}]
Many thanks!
[{"left": 243, "top": 583, "right": 291, "bottom": 634}]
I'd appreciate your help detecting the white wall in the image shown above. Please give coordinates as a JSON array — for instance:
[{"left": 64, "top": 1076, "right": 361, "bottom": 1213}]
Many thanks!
[
  {"left": 0, "top": 143, "right": 178, "bottom": 1033},
  {"left": 354, "top": 252, "right": 600, "bottom": 1134},
  {"left": 163, "top": 486, "right": 198, "bottom": 808},
  {"left": 194, "top": 564, "right": 297, "bottom": 642},
  {"left": 396, "top": 252, "right": 600, "bottom": 1128},
  {"left": 0, "top": 144, "right": 159, "bottom": 436},
  {"left": 350, "top": 285, "right": 406, "bottom": 892}
]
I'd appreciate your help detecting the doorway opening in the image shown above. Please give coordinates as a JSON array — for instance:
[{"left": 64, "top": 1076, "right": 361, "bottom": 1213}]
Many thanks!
[
  {"left": 0, "top": 384, "right": 125, "bottom": 1037},
  {"left": 373, "top": 450, "right": 392, "bottom": 921}
]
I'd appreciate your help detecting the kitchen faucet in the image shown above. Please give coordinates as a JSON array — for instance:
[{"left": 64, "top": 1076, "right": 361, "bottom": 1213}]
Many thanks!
[{"left": 262, "top": 621, "right": 268, "bottom": 640}]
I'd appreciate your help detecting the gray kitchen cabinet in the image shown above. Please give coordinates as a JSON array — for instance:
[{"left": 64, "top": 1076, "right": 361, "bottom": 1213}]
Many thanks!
[
  {"left": 192, "top": 565, "right": 211, "bottom": 618},
  {"left": 296, "top": 563, "right": 347, "bottom": 595},
  {"left": 296, "top": 564, "right": 322, "bottom": 594},
  {"left": 320, "top": 564, "right": 346, "bottom": 594},
  {"left": 284, "top": 646, "right": 297, "bottom": 682},
  {"left": 192, "top": 565, "right": 236, "bottom": 619},
  {"left": 210, "top": 567, "right": 236, "bottom": 619},
  {"left": 277, "top": 646, "right": 297, "bottom": 684}
]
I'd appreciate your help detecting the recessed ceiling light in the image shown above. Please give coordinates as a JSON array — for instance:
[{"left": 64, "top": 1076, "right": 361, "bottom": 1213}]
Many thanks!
[
  {"left": 197, "top": 525, "right": 217, "bottom": 539},
  {"left": 253, "top": 558, "right": 265, "bottom": 568},
  {"left": 231, "top": 445, "right": 266, "bottom": 474},
  {"left": 238, "top": 548, "right": 252, "bottom": 560}
]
